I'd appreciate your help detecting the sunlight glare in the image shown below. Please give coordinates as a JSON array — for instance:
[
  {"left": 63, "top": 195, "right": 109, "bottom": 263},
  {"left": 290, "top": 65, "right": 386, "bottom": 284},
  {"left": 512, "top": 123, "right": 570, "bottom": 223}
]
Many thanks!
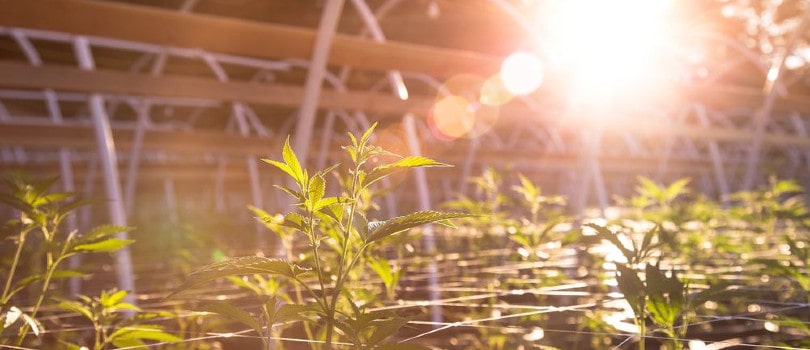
[{"left": 540, "top": 0, "right": 672, "bottom": 103}]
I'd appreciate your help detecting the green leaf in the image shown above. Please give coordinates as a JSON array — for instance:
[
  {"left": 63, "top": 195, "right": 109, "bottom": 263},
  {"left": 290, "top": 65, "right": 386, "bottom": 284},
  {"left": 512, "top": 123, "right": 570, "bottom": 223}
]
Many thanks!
[
  {"left": 13, "top": 270, "right": 85, "bottom": 294},
  {"left": 170, "top": 256, "right": 308, "bottom": 297},
  {"left": 364, "top": 156, "right": 451, "bottom": 189},
  {"left": 584, "top": 224, "right": 634, "bottom": 264},
  {"left": 109, "top": 325, "right": 182, "bottom": 347},
  {"left": 368, "top": 316, "right": 410, "bottom": 346},
  {"left": 645, "top": 263, "right": 684, "bottom": 327},
  {"left": 308, "top": 175, "right": 326, "bottom": 210},
  {"left": 366, "top": 211, "right": 472, "bottom": 244},
  {"left": 102, "top": 289, "right": 130, "bottom": 307},
  {"left": 263, "top": 159, "right": 296, "bottom": 180},
  {"left": 82, "top": 225, "right": 131, "bottom": 242},
  {"left": 279, "top": 212, "right": 307, "bottom": 232},
  {"left": 199, "top": 300, "right": 262, "bottom": 336},
  {"left": 55, "top": 198, "right": 95, "bottom": 218},
  {"left": 313, "top": 196, "right": 347, "bottom": 212},
  {"left": 354, "top": 211, "right": 370, "bottom": 240},
  {"left": 367, "top": 256, "right": 396, "bottom": 290},
  {"left": 281, "top": 136, "right": 305, "bottom": 184},
  {"left": 73, "top": 238, "right": 134, "bottom": 253},
  {"left": 377, "top": 343, "right": 431, "bottom": 350},
  {"left": 0, "top": 193, "right": 34, "bottom": 214},
  {"left": 58, "top": 300, "right": 94, "bottom": 321},
  {"left": 272, "top": 184, "right": 304, "bottom": 201},
  {"left": 318, "top": 201, "right": 347, "bottom": 223},
  {"left": 615, "top": 264, "right": 644, "bottom": 317},
  {"left": 275, "top": 303, "right": 314, "bottom": 324},
  {"left": 664, "top": 178, "right": 690, "bottom": 202}
]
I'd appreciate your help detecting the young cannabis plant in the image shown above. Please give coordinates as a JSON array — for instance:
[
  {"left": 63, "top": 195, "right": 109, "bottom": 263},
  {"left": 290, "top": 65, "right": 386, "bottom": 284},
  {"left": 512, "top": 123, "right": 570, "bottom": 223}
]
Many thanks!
[
  {"left": 587, "top": 223, "right": 723, "bottom": 350},
  {"left": 58, "top": 289, "right": 181, "bottom": 349},
  {"left": 0, "top": 175, "right": 135, "bottom": 346},
  {"left": 172, "top": 124, "right": 471, "bottom": 349}
]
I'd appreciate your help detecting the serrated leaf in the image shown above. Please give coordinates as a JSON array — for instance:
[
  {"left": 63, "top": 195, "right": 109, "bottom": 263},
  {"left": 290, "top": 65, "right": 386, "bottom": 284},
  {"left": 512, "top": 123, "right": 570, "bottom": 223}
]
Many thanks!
[
  {"left": 103, "top": 289, "right": 130, "bottom": 307},
  {"left": 368, "top": 256, "right": 394, "bottom": 288},
  {"left": 199, "top": 300, "right": 262, "bottom": 336},
  {"left": 56, "top": 198, "right": 95, "bottom": 218},
  {"left": 376, "top": 343, "right": 431, "bottom": 350},
  {"left": 14, "top": 270, "right": 85, "bottom": 293},
  {"left": 73, "top": 238, "right": 134, "bottom": 253},
  {"left": 262, "top": 158, "right": 296, "bottom": 180},
  {"left": 281, "top": 137, "right": 305, "bottom": 184},
  {"left": 275, "top": 303, "right": 314, "bottom": 324},
  {"left": 616, "top": 264, "right": 644, "bottom": 317},
  {"left": 308, "top": 175, "right": 326, "bottom": 210},
  {"left": 272, "top": 184, "right": 304, "bottom": 201},
  {"left": 280, "top": 212, "right": 307, "bottom": 232},
  {"left": 354, "top": 212, "right": 370, "bottom": 240},
  {"left": 82, "top": 225, "right": 131, "bottom": 242},
  {"left": 109, "top": 325, "right": 181, "bottom": 347},
  {"left": 58, "top": 300, "right": 94, "bottom": 321},
  {"left": 368, "top": 316, "right": 410, "bottom": 346},
  {"left": 313, "top": 196, "right": 347, "bottom": 212},
  {"left": 584, "top": 223, "right": 634, "bottom": 263},
  {"left": 319, "top": 201, "right": 347, "bottom": 223},
  {"left": 171, "top": 256, "right": 307, "bottom": 297},
  {"left": 645, "top": 263, "right": 683, "bottom": 327},
  {"left": 366, "top": 211, "right": 471, "bottom": 244},
  {"left": 664, "top": 178, "right": 690, "bottom": 202},
  {"left": 364, "top": 156, "right": 450, "bottom": 189},
  {"left": 0, "top": 193, "right": 34, "bottom": 214},
  {"left": 360, "top": 122, "right": 378, "bottom": 145}
]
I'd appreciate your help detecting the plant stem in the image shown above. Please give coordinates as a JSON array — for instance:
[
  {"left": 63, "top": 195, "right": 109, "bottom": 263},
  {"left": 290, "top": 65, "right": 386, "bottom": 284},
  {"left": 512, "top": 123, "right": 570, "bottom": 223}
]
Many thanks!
[
  {"left": 2, "top": 227, "right": 30, "bottom": 303},
  {"left": 15, "top": 227, "right": 60, "bottom": 346},
  {"left": 324, "top": 161, "right": 363, "bottom": 347}
]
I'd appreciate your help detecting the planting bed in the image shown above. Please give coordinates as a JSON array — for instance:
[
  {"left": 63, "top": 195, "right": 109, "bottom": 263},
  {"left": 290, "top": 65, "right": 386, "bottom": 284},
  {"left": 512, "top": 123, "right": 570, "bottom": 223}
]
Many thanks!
[{"left": 3, "top": 134, "right": 810, "bottom": 350}]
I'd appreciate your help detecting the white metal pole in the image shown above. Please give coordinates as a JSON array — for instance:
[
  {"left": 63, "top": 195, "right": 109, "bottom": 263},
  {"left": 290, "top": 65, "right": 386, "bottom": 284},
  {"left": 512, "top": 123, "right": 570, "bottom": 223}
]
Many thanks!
[
  {"left": 73, "top": 36, "right": 137, "bottom": 303},
  {"left": 695, "top": 104, "right": 730, "bottom": 199},
  {"left": 403, "top": 113, "right": 443, "bottom": 326},
  {"left": 293, "top": 0, "right": 345, "bottom": 166}
]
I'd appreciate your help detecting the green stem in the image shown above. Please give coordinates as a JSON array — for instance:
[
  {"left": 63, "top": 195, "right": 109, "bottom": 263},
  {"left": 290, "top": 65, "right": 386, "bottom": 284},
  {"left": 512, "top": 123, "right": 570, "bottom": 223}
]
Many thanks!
[
  {"left": 638, "top": 299, "right": 646, "bottom": 350},
  {"left": 323, "top": 160, "right": 365, "bottom": 347},
  {"left": 1, "top": 226, "right": 30, "bottom": 303},
  {"left": 285, "top": 236, "right": 317, "bottom": 350},
  {"left": 15, "top": 226, "right": 68, "bottom": 346}
]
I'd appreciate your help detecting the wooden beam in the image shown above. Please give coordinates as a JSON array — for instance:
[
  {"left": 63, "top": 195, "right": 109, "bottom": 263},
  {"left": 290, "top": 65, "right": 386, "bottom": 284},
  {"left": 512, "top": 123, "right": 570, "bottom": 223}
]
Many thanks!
[
  {"left": 0, "top": 61, "right": 434, "bottom": 116},
  {"left": 0, "top": 0, "right": 501, "bottom": 78}
]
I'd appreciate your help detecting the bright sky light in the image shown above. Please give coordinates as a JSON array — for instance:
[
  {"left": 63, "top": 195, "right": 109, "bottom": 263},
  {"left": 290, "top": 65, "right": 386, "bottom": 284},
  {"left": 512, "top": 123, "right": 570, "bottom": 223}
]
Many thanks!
[{"left": 538, "top": 0, "right": 673, "bottom": 103}]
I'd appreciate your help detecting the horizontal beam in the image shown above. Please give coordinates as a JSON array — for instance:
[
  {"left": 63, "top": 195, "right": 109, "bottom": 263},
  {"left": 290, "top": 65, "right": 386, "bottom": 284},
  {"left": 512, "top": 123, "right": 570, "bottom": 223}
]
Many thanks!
[
  {"left": 3, "top": 62, "right": 810, "bottom": 149},
  {"left": 0, "top": 61, "right": 433, "bottom": 116},
  {"left": 0, "top": 122, "right": 738, "bottom": 175},
  {"left": 0, "top": 0, "right": 501, "bottom": 78}
]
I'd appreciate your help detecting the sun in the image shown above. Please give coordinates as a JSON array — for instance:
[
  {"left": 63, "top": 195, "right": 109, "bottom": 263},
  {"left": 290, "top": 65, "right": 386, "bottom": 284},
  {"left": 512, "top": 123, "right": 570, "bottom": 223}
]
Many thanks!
[{"left": 535, "top": 0, "right": 673, "bottom": 102}]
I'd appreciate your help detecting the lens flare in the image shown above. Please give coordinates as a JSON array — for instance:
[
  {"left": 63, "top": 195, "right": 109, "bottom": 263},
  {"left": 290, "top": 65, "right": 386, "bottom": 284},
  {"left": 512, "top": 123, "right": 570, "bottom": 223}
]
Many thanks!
[
  {"left": 480, "top": 74, "right": 514, "bottom": 106},
  {"left": 500, "top": 52, "right": 544, "bottom": 95},
  {"left": 429, "top": 95, "right": 475, "bottom": 140}
]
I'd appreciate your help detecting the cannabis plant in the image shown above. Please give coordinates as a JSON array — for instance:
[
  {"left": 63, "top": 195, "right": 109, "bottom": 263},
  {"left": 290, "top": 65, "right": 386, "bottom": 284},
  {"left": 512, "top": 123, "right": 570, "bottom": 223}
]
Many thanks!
[
  {"left": 0, "top": 174, "right": 136, "bottom": 346},
  {"left": 172, "top": 124, "right": 470, "bottom": 349},
  {"left": 57, "top": 289, "right": 181, "bottom": 349}
]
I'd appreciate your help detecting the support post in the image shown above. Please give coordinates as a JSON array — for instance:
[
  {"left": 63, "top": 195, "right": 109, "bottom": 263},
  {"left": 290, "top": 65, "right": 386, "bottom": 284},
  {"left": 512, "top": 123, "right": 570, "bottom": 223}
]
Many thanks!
[
  {"left": 293, "top": 0, "right": 345, "bottom": 166},
  {"left": 695, "top": 105, "right": 731, "bottom": 200},
  {"left": 73, "top": 37, "right": 137, "bottom": 302},
  {"left": 403, "top": 113, "right": 443, "bottom": 326}
]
